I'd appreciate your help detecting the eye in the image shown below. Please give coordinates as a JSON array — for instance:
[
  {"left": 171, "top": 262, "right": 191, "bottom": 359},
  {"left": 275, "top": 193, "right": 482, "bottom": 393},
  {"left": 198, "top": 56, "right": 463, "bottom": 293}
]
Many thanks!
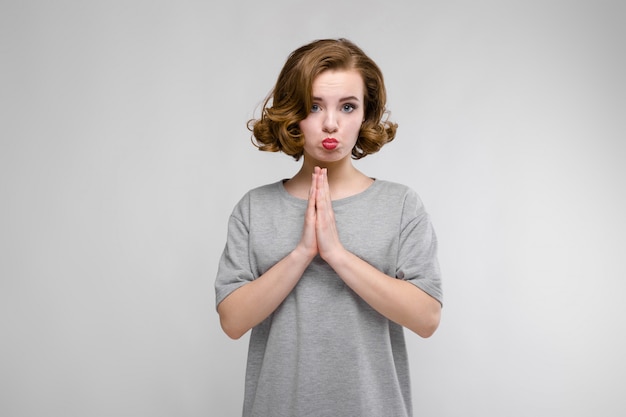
[
  {"left": 342, "top": 103, "right": 356, "bottom": 113},
  {"left": 311, "top": 104, "right": 321, "bottom": 112}
]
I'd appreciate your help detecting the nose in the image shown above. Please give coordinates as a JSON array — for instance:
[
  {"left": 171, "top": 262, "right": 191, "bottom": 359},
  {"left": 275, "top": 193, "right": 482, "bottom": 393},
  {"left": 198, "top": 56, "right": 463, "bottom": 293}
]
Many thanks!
[{"left": 322, "top": 110, "right": 338, "bottom": 133}]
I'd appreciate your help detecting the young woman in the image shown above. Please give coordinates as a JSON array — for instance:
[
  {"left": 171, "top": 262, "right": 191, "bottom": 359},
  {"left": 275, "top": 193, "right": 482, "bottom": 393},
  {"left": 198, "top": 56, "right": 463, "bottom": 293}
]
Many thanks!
[{"left": 215, "top": 38, "right": 442, "bottom": 417}]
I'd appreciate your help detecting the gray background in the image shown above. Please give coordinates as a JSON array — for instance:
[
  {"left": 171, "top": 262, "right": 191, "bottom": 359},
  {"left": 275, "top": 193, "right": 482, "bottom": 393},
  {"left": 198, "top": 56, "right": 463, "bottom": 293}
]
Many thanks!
[{"left": 1, "top": 0, "right": 625, "bottom": 416}]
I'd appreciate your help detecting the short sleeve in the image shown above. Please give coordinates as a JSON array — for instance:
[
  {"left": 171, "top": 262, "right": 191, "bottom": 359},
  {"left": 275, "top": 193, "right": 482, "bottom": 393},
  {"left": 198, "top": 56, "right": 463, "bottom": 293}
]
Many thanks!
[
  {"left": 396, "top": 190, "right": 443, "bottom": 306},
  {"left": 215, "top": 197, "right": 255, "bottom": 309}
]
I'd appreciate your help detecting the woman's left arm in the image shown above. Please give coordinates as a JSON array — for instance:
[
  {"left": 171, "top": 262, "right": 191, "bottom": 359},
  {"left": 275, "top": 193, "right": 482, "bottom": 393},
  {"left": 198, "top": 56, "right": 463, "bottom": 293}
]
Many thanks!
[
  {"left": 314, "top": 168, "right": 441, "bottom": 338},
  {"left": 325, "top": 250, "right": 441, "bottom": 337}
]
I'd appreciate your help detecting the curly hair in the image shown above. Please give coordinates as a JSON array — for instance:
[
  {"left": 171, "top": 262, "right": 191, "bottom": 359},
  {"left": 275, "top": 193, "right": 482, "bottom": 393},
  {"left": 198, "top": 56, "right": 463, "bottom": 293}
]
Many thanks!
[{"left": 249, "top": 38, "right": 397, "bottom": 160}]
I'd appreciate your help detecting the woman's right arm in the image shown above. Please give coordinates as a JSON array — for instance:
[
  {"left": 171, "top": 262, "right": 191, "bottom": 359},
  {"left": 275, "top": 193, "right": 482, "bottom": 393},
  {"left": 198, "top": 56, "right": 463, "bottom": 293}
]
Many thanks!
[
  {"left": 217, "top": 175, "right": 318, "bottom": 340},
  {"left": 217, "top": 246, "right": 314, "bottom": 339}
]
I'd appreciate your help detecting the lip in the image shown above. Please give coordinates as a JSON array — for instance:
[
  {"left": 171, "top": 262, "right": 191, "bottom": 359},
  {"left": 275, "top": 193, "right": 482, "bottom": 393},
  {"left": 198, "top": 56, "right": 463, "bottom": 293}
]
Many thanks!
[{"left": 322, "top": 138, "right": 338, "bottom": 150}]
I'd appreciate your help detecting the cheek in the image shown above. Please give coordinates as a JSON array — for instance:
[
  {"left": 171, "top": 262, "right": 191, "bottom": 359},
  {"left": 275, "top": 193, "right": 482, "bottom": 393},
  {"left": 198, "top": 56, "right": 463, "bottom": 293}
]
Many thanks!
[
  {"left": 298, "top": 118, "right": 315, "bottom": 135},
  {"left": 349, "top": 119, "right": 364, "bottom": 137}
]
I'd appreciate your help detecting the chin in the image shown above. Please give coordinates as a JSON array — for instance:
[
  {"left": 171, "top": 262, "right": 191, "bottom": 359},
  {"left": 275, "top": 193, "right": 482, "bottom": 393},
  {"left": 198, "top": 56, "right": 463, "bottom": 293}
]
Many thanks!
[{"left": 304, "top": 149, "right": 351, "bottom": 164}]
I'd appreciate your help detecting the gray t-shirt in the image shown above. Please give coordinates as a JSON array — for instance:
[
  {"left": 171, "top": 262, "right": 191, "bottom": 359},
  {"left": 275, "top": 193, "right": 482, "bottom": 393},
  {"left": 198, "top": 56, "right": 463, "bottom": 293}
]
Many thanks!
[{"left": 216, "top": 179, "right": 442, "bottom": 417}]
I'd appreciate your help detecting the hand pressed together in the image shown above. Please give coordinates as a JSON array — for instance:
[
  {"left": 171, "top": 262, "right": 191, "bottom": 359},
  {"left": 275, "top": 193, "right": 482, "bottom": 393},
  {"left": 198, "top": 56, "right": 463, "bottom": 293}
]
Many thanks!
[{"left": 297, "top": 166, "right": 345, "bottom": 262}]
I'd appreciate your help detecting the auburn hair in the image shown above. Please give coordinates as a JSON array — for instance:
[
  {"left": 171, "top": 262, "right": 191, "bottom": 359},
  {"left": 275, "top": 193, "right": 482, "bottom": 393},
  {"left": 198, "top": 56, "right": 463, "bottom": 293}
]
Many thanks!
[{"left": 249, "top": 38, "right": 397, "bottom": 160}]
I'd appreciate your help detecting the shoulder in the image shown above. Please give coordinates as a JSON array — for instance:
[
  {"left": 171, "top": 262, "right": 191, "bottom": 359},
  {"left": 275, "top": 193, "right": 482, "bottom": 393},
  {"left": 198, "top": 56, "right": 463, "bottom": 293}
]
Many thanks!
[
  {"left": 247, "top": 181, "right": 283, "bottom": 198},
  {"left": 235, "top": 181, "right": 284, "bottom": 203},
  {"left": 229, "top": 181, "right": 284, "bottom": 217},
  {"left": 368, "top": 180, "right": 430, "bottom": 228},
  {"left": 372, "top": 179, "right": 424, "bottom": 207}
]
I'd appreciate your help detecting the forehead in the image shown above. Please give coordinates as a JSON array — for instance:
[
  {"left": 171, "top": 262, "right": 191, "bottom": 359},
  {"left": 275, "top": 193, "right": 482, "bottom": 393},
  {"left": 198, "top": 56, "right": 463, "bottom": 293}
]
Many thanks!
[{"left": 311, "top": 69, "right": 364, "bottom": 99}]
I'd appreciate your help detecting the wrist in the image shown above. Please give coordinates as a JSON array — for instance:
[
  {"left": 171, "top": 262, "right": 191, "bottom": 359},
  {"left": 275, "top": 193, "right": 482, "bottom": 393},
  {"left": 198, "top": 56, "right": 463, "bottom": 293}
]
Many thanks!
[
  {"left": 291, "top": 244, "right": 317, "bottom": 265},
  {"left": 320, "top": 245, "right": 350, "bottom": 268}
]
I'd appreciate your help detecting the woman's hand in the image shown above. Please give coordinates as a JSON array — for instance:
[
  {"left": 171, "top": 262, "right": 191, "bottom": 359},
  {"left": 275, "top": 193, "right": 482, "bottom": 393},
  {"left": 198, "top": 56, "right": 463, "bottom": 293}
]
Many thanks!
[
  {"left": 295, "top": 166, "right": 345, "bottom": 262},
  {"left": 294, "top": 168, "right": 320, "bottom": 261}
]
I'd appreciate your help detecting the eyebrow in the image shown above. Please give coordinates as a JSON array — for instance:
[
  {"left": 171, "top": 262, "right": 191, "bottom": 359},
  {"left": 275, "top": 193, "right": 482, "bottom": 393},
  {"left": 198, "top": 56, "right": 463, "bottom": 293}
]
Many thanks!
[{"left": 312, "top": 95, "right": 361, "bottom": 102}]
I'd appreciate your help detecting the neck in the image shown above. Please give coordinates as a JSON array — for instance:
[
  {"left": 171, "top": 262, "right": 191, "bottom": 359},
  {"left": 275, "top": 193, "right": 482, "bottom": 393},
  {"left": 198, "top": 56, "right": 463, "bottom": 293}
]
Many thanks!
[
  {"left": 299, "top": 156, "right": 357, "bottom": 183},
  {"left": 285, "top": 156, "right": 372, "bottom": 200}
]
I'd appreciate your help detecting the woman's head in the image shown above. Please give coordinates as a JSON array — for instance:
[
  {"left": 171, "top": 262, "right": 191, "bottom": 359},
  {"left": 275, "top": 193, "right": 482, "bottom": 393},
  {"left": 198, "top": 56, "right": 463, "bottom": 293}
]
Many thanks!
[{"left": 250, "top": 38, "right": 397, "bottom": 160}]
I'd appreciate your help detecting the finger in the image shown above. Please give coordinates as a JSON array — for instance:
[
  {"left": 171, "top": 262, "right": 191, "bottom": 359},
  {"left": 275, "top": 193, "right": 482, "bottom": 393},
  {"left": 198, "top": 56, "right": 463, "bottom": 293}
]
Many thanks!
[
  {"left": 318, "top": 168, "right": 333, "bottom": 215},
  {"left": 306, "top": 172, "right": 317, "bottom": 218},
  {"left": 315, "top": 168, "right": 326, "bottom": 212},
  {"left": 298, "top": 171, "right": 318, "bottom": 256},
  {"left": 316, "top": 169, "right": 336, "bottom": 231},
  {"left": 322, "top": 168, "right": 332, "bottom": 207}
]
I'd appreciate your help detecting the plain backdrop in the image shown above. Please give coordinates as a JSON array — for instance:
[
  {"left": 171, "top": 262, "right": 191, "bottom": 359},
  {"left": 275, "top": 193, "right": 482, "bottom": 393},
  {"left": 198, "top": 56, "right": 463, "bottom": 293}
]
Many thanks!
[{"left": 1, "top": 1, "right": 625, "bottom": 416}]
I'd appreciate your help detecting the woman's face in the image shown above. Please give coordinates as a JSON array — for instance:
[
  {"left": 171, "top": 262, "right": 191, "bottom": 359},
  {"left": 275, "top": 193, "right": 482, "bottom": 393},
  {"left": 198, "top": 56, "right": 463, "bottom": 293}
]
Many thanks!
[{"left": 299, "top": 69, "right": 365, "bottom": 165}]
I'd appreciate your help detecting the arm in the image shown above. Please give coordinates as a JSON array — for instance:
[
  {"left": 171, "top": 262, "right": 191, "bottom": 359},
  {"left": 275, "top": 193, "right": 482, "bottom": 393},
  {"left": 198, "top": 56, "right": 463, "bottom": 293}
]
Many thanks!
[
  {"left": 314, "top": 169, "right": 441, "bottom": 338},
  {"left": 218, "top": 247, "right": 314, "bottom": 339},
  {"left": 324, "top": 250, "right": 441, "bottom": 337},
  {"left": 217, "top": 175, "right": 319, "bottom": 340}
]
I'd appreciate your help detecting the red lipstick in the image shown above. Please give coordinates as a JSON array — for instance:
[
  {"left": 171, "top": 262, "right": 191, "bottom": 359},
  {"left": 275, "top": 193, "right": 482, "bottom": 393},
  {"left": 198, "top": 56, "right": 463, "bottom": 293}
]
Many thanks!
[{"left": 322, "top": 138, "right": 338, "bottom": 150}]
